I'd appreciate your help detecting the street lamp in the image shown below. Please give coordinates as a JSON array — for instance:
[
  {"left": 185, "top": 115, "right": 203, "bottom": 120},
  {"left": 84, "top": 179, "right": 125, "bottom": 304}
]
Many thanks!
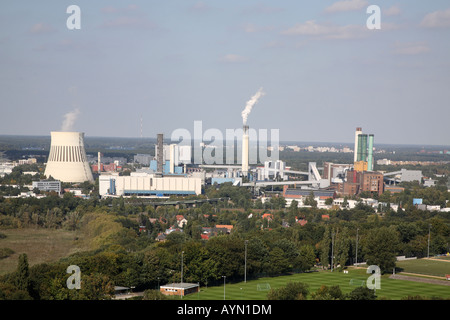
[
  {"left": 331, "top": 231, "right": 335, "bottom": 272},
  {"left": 181, "top": 251, "right": 184, "bottom": 283},
  {"left": 244, "top": 240, "right": 248, "bottom": 283},
  {"left": 222, "top": 276, "right": 226, "bottom": 300},
  {"left": 427, "top": 224, "right": 431, "bottom": 258},
  {"left": 355, "top": 228, "right": 359, "bottom": 266}
]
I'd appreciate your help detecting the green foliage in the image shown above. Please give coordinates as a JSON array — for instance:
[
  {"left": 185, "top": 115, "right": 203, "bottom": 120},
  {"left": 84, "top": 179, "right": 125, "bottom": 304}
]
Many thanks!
[
  {"left": 0, "top": 248, "right": 14, "bottom": 260},
  {"left": 266, "top": 281, "right": 309, "bottom": 300},
  {"left": 363, "top": 226, "right": 400, "bottom": 273}
]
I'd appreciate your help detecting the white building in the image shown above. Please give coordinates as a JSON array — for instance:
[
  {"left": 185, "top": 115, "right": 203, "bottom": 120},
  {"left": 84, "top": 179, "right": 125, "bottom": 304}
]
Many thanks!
[
  {"left": 99, "top": 172, "right": 202, "bottom": 197},
  {"left": 257, "top": 160, "right": 287, "bottom": 181}
]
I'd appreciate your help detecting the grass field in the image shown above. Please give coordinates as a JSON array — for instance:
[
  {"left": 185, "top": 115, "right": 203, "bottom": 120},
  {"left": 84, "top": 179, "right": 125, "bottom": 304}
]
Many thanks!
[
  {"left": 0, "top": 228, "right": 86, "bottom": 276},
  {"left": 396, "top": 258, "right": 450, "bottom": 278},
  {"left": 181, "top": 267, "right": 450, "bottom": 301}
]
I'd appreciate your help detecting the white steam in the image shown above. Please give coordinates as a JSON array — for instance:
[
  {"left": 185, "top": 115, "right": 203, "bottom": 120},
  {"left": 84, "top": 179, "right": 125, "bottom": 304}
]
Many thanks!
[
  {"left": 60, "top": 108, "right": 80, "bottom": 132},
  {"left": 241, "top": 87, "right": 265, "bottom": 125}
]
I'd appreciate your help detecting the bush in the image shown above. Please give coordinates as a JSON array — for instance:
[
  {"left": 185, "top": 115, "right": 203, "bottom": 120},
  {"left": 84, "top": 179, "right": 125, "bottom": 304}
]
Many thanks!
[
  {"left": 266, "top": 282, "right": 309, "bottom": 300},
  {"left": 0, "top": 248, "right": 15, "bottom": 260}
]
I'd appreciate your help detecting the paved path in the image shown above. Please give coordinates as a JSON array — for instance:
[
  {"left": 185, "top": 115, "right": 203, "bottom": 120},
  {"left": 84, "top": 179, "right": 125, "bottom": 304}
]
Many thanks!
[{"left": 389, "top": 274, "right": 450, "bottom": 286}]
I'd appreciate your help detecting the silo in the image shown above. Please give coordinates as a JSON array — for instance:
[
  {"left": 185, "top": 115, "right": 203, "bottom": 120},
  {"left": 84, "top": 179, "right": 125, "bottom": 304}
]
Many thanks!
[{"left": 44, "top": 131, "right": 94, "bottom": 183}]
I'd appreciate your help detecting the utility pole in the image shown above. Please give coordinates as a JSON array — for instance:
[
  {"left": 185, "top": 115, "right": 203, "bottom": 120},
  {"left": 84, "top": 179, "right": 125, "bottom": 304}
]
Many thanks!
[
  {"left": 181, "top": 251, "right": 184, "bottom": 283},
  {"left": 244, "top": 240, "right": 248, "bottom": 283},
  {"left": 222, "top": 276, "right": 226, "bottom": 300},
  {"left": 331, "top": 231, "right": 335, "bottom": 272},
  {"left": 355, "top": 228, "right": 359, "bottom": 266}
]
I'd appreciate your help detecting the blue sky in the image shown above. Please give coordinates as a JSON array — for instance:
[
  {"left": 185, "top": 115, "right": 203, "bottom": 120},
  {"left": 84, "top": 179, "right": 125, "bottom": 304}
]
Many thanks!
[{"left": 1, "top": 1, "right": 449, "bottom": 145}]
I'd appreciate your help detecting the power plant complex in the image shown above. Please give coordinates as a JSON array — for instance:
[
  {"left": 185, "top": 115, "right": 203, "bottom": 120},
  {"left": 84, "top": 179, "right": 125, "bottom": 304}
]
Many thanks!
[{"left": 38, "top": 88, "right": 393, "bottom": 204}]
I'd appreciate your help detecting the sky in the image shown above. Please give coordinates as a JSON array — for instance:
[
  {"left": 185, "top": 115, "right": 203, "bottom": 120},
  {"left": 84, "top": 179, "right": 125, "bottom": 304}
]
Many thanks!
[{"left": 1, "top": 1, "right": 449, "bottom": 146}]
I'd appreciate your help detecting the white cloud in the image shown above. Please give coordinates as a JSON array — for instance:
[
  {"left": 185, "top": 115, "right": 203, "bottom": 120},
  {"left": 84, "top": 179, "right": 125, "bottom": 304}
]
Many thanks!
[
  {"left": 384, "top": 5, "right": 401, "bottom": 16},
  {"left": 101, "top": 16, "right": 156, "bottom": 29},
  {"left": 325, "top": 0, "right": 368, "bottom": 13},
  {"left": 242, "top": 23, "right": 274, "bottom": 33},
  {"left": 281, "top": 20, "right": 367, "bottom": 40},
  {"left": 219, "top": 54, "right": 248, "bottom": 63},
  {"left": 421, "top": 8, "right": 450, "bottom": 28},
  {"left": 394, "top": 42, "right": 430, "bottom": 55},
  {"left": 30, "top": 23, "right": 55, "bottom": 34}
]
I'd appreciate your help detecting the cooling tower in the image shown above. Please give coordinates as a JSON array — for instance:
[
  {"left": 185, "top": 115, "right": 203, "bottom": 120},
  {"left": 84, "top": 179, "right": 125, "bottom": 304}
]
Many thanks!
[
  {"left": 242, "top": 125, "right": 249, "bottom": 177},
  {"left": 44, "top": 131, "right": 94, "bottom": 183}
]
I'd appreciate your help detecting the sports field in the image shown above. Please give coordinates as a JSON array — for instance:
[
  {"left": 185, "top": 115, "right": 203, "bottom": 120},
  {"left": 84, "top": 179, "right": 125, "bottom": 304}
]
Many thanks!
[
  {"left": 396, "top": 257, "right": 450, "bottom": 278},
  {"left": 182, "top": 266, "right": 450, "bottom": 300}
]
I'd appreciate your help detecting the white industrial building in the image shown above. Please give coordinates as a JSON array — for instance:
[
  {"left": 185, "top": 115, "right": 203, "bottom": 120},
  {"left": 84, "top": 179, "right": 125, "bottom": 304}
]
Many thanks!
[
  {"left": 99, "top": 172, "right": 202, "bottom": 197},
  {"left": 155, "top": 144, "right": 191, "bottom": 165},
  {"left": 44, "top": 131, "right": 94, "bottom": 183},
  {"left": 257, "top": 160, "right": 287, "bottom": 180}
]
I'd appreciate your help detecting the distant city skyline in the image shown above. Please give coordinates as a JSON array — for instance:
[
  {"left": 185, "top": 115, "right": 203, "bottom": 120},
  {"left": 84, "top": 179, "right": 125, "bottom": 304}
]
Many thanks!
[{"left": 1, "top": 1, "right": 449, "bottom": 146}]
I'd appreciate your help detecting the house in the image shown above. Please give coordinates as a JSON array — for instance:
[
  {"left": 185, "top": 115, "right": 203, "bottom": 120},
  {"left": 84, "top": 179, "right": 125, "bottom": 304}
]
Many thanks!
[
  {"left": 155, "top": 233, "right": 167, "bottom": 242},
  {"left": 215, "top": 225, "right": 233, "bottom": 233},
  {"left": 296, "top": 217, "right": 308, "bottom": 226},
  {"left": 262, "top": 213, "right": 273, "bottom": 221},
  {"left": 321, "top": 214, "right": 330, "bottom": 220},
  {"left": 176, "top": 215, "right": 188, "bottom": 228},
  {"left": 201, "top": 225, "right": 233, "bottom": 240}
]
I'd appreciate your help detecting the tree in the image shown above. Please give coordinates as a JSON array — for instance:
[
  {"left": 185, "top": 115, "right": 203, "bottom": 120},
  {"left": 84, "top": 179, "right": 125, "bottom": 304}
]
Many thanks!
[
  {"left": 265, "top": 247, "right": 291, "bottom": 275},
  {"left": 266, "top": 282, "right": 309, "bottom": 300},
  {"left": 296, "top": 245, "right": 316, "bottom": 272},
  {"left": 346, "top": 286, "right": 377, "bottom": 300},
  {"left": 363, "top": 226, "right": 400, "bottom": 273},
  {"left": 311, "top": 285, "right": 343, "bottom": 300},
  {"left": 15, "top": 253, "right": 30, "bottom": 293}
]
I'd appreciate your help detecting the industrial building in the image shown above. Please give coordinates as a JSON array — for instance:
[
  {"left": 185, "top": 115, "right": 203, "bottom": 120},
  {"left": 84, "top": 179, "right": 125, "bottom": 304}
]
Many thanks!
[
  {"left": 32, "top": 180, "right": 61, "bottom": 194},
  {"left": 99, "top": 172, "right": 202, "bottom": 197},
  {"left": 44, "top": 131, "right": 94, "bottom": 183},
  {"left": 353, "top": 127, "right": 374, "bottom": 172},
  {"left": 338, "top": 170, "right": 384, "bottom": 196},
  {"left": 256, "top": 160, "right": 288, "bottom": 181}
]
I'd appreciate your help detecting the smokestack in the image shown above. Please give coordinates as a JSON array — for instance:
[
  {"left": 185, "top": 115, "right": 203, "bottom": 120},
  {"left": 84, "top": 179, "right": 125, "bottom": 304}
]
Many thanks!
[
  {"left": 354, "top": 127, "right": 362, "bottom": 163},
  {"left": 368, "top": 134, "right": 374, "bottom": 171},
  {"left": 98, "top": 152, "right": 101, "bottom": 173},
  {"left": 169, "top": 144, "right": 175, "bottom": 174},
  {"left": 157, "top": 133, "right": 163, "bottom": 173},
  {"left": 242, "top": 125, "right": 249, "bottom": 177}
]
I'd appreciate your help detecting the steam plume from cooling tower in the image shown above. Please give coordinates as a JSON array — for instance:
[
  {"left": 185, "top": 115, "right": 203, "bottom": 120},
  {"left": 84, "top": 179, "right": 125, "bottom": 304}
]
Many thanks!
[
  {"left": 241, "top": 87, "right": 265, "bottom": 125},
  {"left": 61, "top": 108, "right": 80, "bottom": 132}
]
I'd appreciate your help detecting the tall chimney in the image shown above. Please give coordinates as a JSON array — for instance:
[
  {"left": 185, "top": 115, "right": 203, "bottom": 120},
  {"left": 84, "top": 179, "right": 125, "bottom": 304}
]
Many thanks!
[
  {"left": 354, "top": 127, "right": 362, "bottom": 163},
  {"left": 157, "top": 133, "right": 163, "bottom": 173},
  {"left": 242, "top": 125, "right": 249, "bottom": 177}
]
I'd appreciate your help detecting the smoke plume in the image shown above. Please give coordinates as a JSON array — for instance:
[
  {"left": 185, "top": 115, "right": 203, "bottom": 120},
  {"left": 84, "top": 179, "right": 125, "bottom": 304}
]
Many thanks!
[
  {"left": 61, "top": 108, "right": 80, "bottom": 132},
  {"left": 241, "top": 87, "right": 265, "bottom": 125}
]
